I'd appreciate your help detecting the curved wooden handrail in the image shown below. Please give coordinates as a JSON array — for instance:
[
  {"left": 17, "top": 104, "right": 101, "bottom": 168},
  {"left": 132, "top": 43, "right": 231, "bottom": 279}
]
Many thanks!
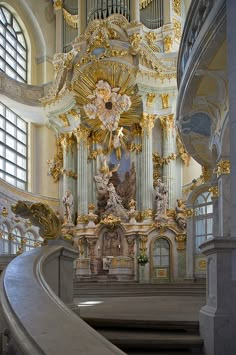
[{"left": 0, "top": 245, "right": 125, "bottom": 355}]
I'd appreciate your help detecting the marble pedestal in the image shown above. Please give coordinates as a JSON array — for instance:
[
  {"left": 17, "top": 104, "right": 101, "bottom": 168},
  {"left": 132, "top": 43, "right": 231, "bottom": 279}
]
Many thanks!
[
  {"left": 109, "top": 256, "right": 133, "bottom": 279},
  {"left": 75, "top": 258, "right": 91, "bottom": 277},
  {"left": 199, "top": 237, "right": 236, "bottom": 355}
]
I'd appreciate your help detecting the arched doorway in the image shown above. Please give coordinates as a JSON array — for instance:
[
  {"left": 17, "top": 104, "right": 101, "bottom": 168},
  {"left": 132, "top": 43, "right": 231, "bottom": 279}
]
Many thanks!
[{"left": 151, "top": 237, "right": 171, "bottom": 282}]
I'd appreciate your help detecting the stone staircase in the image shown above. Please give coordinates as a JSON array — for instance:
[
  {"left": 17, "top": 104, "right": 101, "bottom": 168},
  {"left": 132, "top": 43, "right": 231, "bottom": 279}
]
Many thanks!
[
  {"left": 74, "top": 280, "right": 206, "bottom": 354},
  {"left": 73, "top": 280, "right": 206, "bottom": 298},
  {"left": 82, "top": 317, "right": 204, "bottom": 354}
]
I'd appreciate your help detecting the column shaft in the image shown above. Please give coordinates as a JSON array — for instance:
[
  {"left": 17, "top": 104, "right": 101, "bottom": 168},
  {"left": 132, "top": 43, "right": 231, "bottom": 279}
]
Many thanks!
[
  {"left": 130, "top": 0, "right": 140, "bottom": 22},
  {"left": 77, "top": 142, "right": 88, "bottom": 216},
  {"left": 141, "top": 130, "right": 153, "bottom": 211}
]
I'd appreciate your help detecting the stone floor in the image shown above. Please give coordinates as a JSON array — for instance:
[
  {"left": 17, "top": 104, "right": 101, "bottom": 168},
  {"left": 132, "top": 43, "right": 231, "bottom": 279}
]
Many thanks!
[{"left": 75, "top": 295, "right": 206, "bottom": 322}]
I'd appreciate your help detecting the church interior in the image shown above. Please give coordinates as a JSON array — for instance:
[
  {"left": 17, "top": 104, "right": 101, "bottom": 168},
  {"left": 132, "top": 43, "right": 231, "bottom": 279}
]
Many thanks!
[{"left": 0, "top": 0, "right": 234, "bottom": 354}]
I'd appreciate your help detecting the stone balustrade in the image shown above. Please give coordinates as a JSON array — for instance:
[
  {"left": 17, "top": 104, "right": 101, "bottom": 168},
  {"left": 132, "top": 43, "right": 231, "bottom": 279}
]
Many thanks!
[{"left": 0, "top": 242, "right": 125, "bottom": 355}]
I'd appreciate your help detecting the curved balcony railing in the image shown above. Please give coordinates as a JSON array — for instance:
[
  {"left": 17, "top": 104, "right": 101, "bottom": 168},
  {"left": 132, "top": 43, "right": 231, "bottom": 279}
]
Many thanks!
[
  {"left": 0, "top": 244, "right": 125, "bottom": 355},
  {"left": 177, "top": 0, "right": 225, "bottom": 88}
]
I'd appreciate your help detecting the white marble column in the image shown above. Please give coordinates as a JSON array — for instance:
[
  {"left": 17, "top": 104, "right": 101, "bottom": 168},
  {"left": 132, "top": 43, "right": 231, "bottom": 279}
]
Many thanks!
[
  {"left": 160, "top": 114, "right": 178, "bottom": 209},
  {"left": 130, "top": 0, "right": 140, "bottom": 22},
  {"left": 185, "top": 207, "right": 195, "bottom": 280},
  {"left": 76, "top": 130, "right": 89, "bottom": 218},
  {"left": 216, "top": 160, "right": 231, "bottom": 237},
  {"left": 131, "top": 135, "right": 142, "bottom": 211},
  {"left": 140, "top": 114, "right": 155, "bottom": 219},
  {"left": 87, "top": 144, "right": 99, "bottom": 206}
]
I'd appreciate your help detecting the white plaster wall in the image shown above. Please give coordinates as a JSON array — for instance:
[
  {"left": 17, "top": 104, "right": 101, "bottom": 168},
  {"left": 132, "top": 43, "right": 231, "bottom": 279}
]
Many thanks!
[
  {"left": 31, "top": 124, "right": 58, "bottom": 198},
  {"left": 182, "top": 158, "right": 202, "bottom": 186}
]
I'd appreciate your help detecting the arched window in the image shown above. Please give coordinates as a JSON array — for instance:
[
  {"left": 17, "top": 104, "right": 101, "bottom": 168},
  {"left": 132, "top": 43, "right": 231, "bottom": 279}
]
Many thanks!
[
  {"left": 0, "top": 222, "right": 9, "bottom": 254},
  {"left": 0, "top": 6, "right": 27, "bottom": 82},
  {"left": 0, "top": 101, "right": 27, "bottom": 190},
  {"left": 24, "top": 231, "right": 36, "bottom": 251},
  {"left": 194, "top": 191, "right": 213, "bottom": 253},
  {"left": 11, "top": 227, "right": 22, "bottom": 254}
]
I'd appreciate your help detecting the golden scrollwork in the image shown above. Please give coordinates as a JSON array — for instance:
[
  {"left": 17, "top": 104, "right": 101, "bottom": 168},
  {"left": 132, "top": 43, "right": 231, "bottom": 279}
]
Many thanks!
[
  {"left": 11, "top": 201, "right": 61, "bottom": 241},
  {"left": 100, "top": 214, "right": 121, "bottom": 229},
  {"left": 185, "top": 208, "right": 194, "bottom": 218},
  {"left": 146, "top": 93, "right": 156, "bottom": 107},
  {"left": 175, "top": 234, "right": 186, "bottom": 250},
  {"left": 209, "top": 186, "right": 219, "bottom": 198},
  {"left": 60, "top": 132, "right": 76, "bottom": 153},
  {"left": 172, "top": 0, "right": 181, "bottom": 16},
  {"left": 129, "top": 33, "right": 142, "bottom": 53},
  {"left": 154, "top": 222, "right": 169, "bottom": 233},
  {"left": 140, "top": 113, "right": 156, "bottom": 134},
  {"left": 198, "top": 259, "right": 207, "bottom": 270},
  {"left": 59, "top": 114, "right": 70, "bottom": 127},
  {"left": 201, "top": 166, "right": 211, "bottom": 182},
  {"left": 142, "top": 209, "right": 153, "bottom": 218},
  {"left": 163, "top": 36, "right": 173, "bottom": 53},
  {"left": 159, "top": 114, "right": 174, "bottom": 135},
  {"left": 61, "top": 169, "right": 77, "bottom": 180},
  {"left": 173, "top": 19, "right": 182, "bottom": 41},
  {"left": 146, "top": 31, "right": 157, "bottom": 45},
  {"left": 77, "top": 215, "right": 89, "bottom": 224},
  {"left": 214, "top": 160, "right": 231, "bottom": 178},
  {"left": 88, "top": 149, "right": 104, "bottom": 161},
  {"left": 47, "top": 138, "right": 63, "bottom": 183},
  {"left": 176, "top": 134, "right": 191, "bottom": 166},
  {"left": 62, "top": 8, "right": 78, "bottom": 29},
  {"left": 127, "top": 143, "right": 142, "bottom": 153}
]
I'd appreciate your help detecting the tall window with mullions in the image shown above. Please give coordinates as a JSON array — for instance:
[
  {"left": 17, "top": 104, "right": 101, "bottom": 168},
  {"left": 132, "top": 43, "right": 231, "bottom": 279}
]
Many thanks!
[
  {"left": 0, "top": 5, "right": 27, "bottom": 83},
  {"left": 0, "top": 102, "right": 27, "bottom": 190}
]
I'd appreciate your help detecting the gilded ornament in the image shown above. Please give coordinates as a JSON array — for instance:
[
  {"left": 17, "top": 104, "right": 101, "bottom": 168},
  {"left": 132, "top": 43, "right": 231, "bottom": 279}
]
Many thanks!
[
  {"left": 47, "top": 138, "right": 63, "bottom": 183},
  {"left": 160, "top": 94, "right": 169, "bottom": 109},
  {"left": 173, "top": 19, "right": 182, "bottom": 41},
  {"left": 139, "top": 235, "right": 148, "bottom": 254},
  {"left": 59, "top": 114, "right": 70, "bottom": 127},
  {"left": 100, "top": 214, "right": 121, "bottom": 229},
  {"left": 146, "top": 31, "right": 157, "bottom": 45},
  {"left": 176, "top": 134, "right": 190, "bottom": 166},
  {"left": 139, "top": 0, "right": 153, "bottom": 9},
  {"left": 198, "top": 259, "right": 207, "bottom": 269},
  {"left": 209, "top": 186, "right": 219, "bottom": 198},
  {"left": 185, "top": 208, "right": 194, "bottom": 218},
  {"left": 154, "top": 222, "right": 169, "bottom": 233},
  {"left": 140, "top": 113, "right": 156, "bottom": 134},
  {"left": 74, "top": 126, "right": 90, "bottom": 145},
  {"left": 53, "top": 0, "right": 63, "bottom": 10},
  {"left": 159, "top": 114, "right": 174, "bottom": 135},
  {"left": 163, "top": 36, "right": 173, "bottom": 53},
  {"left": 201, "top": 166, "right": 211, "bottom": 182},
  {"left": 61, "top": 169, "right": 77, "bottom": 180},
  {"left": 175, "top": 234, "right": 186, "bottom": 250},
  {"left": 1, "top": 207, "right": 8, "bottom": 218},
  {"left": 129, "top": 33, "right": 142, "bottom": 53},
  {"left": 11, "top": 201, "right": 61, "bottom": 241},
  {"left": 127, "top": 143, "right": 142, "bottom": 153},
  {"left": 77, "top": 215, "right": 88, "bottom": 224},
  {"left": 214, "top": 160, "right": 231, "bottom": 178},
  {"left": 172, "top": 0, "right": 181, "bottom": 16},
  {"left": 146, "top": 93, "right": 156, "bottom": 107},
  {"left": 62, "top": 8, "right": 78, "bottom": 29},
  {"left": 142, "top": 209, "right": 153, "bottom": 218}
]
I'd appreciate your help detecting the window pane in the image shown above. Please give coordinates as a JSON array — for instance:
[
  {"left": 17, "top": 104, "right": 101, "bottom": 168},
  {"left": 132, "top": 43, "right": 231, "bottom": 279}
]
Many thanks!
[
  {"left": 0, "top": 6, "right": 27, "bottom": 82},
  {"left": 0, "top": 101, "right": 27, "bottom": 189}
]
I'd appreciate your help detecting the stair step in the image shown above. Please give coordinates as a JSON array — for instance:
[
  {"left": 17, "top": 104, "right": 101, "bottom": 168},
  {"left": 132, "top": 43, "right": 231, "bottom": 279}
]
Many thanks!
[
  {"left": 82, "top": 318, "right": 199, "bottom": 332},
  {"left": 96, "top": 329, "right": 203, "bottom": 350},
  {"left": 127, "top": 351, "right": 205, "bottom": 355}
]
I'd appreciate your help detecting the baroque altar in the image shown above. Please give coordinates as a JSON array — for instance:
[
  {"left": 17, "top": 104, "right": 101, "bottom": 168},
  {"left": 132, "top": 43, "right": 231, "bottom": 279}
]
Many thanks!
[{"left": 42, "top": 13, "right": 190, "bottom": 282}]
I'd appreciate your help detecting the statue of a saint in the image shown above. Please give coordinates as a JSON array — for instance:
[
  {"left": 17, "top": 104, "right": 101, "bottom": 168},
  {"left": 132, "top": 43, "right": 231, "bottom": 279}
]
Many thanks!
[
  {"left": 62, "top": 190, "right": 74, "bottom": 224},
  {"left": 106, "top": 183, "right": 123, "bottom": 209},
  {"left": 154, "top": 178, "right": 168, "bottom": 215},
  {"left": 175, "top": 199, "right": 187, "bottom": 229}
]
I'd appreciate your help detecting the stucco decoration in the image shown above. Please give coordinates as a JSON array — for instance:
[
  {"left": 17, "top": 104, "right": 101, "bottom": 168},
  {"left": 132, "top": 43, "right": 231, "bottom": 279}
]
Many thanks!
[{"left": 84, "top": 80, "right": 131, "bottom": 132}]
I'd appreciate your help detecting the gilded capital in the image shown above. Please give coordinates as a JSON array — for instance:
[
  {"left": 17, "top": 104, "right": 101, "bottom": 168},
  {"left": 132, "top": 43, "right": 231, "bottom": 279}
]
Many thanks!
[
  {"left": 214, "top": 160, "right": 231, "bottom": 178},
  {"left": 209, "top": 186, "right": 219, "bottom": 198},
  {"left": 160, "top": 94, "right": 169, "bottom": 109},
  {"left": 146, "top": 93, "right": 156, "bottom": 107},
  {"left": 74, "top": 126, "right": 90, "bottom": 145},
  {"left": 159, "top": 114, "right": 174, "bottom": 134},
  {"left": 140, "top": 113, "right": 156, "bottom": 134}
]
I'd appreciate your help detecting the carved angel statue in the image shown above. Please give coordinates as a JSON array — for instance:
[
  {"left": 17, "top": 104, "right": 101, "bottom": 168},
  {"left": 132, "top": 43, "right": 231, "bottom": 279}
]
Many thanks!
[
  {"left": 94, "top": 158, "right": 120, "bottom": 196},
  {"left": 175, "top": 199, "right": 187, "bottom": 230},
  {"left": 154, "top": 178, "right": 169, "bottom": 215},
  {"left": 62, "top": 190, "right": 74, "bottom": 225}
]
